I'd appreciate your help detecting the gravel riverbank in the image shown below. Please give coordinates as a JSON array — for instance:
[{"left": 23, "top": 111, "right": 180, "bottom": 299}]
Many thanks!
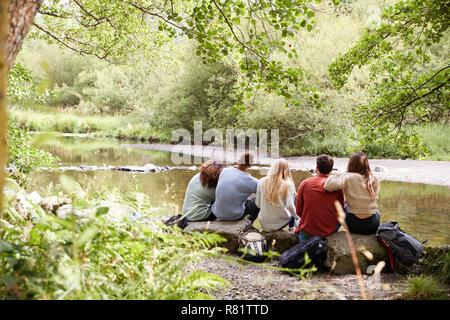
[
  {"left": 125, "top": 144, "right": 450, "bottom": 186},
  {"left": 197, "top": 256, "right": 407, "bottom": 300}
]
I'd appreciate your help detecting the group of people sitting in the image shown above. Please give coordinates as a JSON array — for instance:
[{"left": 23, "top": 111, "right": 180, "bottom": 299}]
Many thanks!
[{"left": 181, "top": 151, "right": 380, "bottom": 242}]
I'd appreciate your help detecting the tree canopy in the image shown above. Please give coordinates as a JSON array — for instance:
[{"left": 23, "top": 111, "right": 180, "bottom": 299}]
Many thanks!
[
  {"left": 14, "top": 0, "right": 334, "bottom": 111},
  {"left": 329, "top": 0, "right": 449, "bottom": 157}
]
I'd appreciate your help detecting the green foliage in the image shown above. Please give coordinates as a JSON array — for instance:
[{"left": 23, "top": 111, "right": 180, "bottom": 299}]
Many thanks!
[
  {"left": 7, "top": 63, "right": 53, "bottom": 104},
  {"left": 7, "top": 120, "right": 59, "bottom": 184},
  {"left": 12, "top": 1, "right": 449, "bottom": 160},
  {"left": 151, "top": 50, "right": 239, "bottom": 136},
  {"left": 32, "top": 0, "right": 333, "bottom": 110},
  {"left": 403, "top": 274, "right": 449, "bottom": 300},
  {"left": 426, "top": 251, "right": 450, "bottom": 285},
  {"left": 14, "top": 40, "right": 158, "bottom": 114},
  {"left": 10, "top": 106, "right": 158, "bottom": 140},
  {"left": 329, "top": 0, "right": 450, "bottom": 157},
  {"left": 7, "top": 63, "right": 33, "bottom": 103},
  {"left": 0, "top": 184, "right": 230, "bottom": 300}
]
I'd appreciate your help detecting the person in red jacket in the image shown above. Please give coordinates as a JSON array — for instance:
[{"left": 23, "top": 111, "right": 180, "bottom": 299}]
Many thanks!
[{"left": 295, "top": 154, "right": 345, "bottom": 242}]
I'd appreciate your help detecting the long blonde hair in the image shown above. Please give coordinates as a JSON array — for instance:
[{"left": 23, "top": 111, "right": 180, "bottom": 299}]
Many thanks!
[{"left": 263, "top": 159, "right": 295, "bottom": 207}]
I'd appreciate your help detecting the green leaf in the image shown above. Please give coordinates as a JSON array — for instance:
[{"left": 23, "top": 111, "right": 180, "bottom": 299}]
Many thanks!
[
  {"left": 74, "top": 226, "right": 99, "bottom": 251},
  {"left": 96, "top": 207, "right": 109, "bottom": 217},
  {"left": 0, "top": 240, "right": 14, "bottom": 253}
]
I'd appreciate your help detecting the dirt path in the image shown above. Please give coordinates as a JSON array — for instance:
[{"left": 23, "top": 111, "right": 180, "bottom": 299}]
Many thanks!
[
  {"left": 124, "top": 143, "right": 450, "bottom": 186},
  {"left": 197, "top": 256, "right": 406, "bottom": 300}
]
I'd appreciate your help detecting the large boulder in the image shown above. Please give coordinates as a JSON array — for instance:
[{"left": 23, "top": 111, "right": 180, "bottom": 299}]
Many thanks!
[
  {"left": 184, "top": 219, "right": 253, "bottom": 253},
  {"left": 56, "top": 204, "right": 94, "bottom": 220},
  {"left": 261, "top": 230, "right": 298, "bottom": 253},
  {"left": 184, "top": 219, "right": 388, "bottom": 275},
  {"left": 184, "top": 219, "right": 299, "bottom": 254},
  {"left": 324, "top": 232, "right": 387, "bottom": 275}
]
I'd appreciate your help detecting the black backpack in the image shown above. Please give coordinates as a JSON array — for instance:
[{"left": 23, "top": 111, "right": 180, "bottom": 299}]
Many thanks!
[
  {"left": 377, "top": 222, "right": 424, "bottom": 268},
  {"left": 279, "top": 235, "right": 328, "bottom": 270},
  {"left": 163, "top": 214, "right": 188, "bottom": 230},
  {"left": 237, "top": 226, "right": 268, "bottom": 263}
]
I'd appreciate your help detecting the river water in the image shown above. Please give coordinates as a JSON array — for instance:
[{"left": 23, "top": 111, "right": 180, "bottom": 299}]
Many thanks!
[{"left": 30, "top": 136, "right": 450, "bottom": 246}]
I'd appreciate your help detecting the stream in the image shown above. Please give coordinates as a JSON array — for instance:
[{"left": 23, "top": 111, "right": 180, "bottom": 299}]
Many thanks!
[{"left": 29, "top": 135, "right": 450, "bottom": 246}]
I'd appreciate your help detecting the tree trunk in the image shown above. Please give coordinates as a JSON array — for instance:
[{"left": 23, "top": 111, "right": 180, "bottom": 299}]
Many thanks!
[
  {"left": 0, "top": 0, "right": 11, "bottom": 222},
  {"left": 1, "top": 0, "right": 41, "bottom": 222},
  {"left": 7, "top": 0, "right": 43, "bottom": 70}
]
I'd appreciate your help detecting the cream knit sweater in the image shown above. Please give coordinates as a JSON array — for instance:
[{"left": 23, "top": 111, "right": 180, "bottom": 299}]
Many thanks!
[
  {"left": 255, "top": 177, "right": 298, "bottom": 232},
  {"left": 324, "top": 172, "right": 379, "bottom": 214}
]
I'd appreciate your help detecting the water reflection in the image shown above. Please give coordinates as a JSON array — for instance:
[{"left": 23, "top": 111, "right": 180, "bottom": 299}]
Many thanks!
[{"left": 378, "top": 181, "right": 450, "bottom": 245}]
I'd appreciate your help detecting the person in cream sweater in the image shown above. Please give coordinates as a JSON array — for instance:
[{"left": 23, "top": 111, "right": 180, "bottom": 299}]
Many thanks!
[{"left": 324, "top": 151, "right": 381, "bottom": 234}]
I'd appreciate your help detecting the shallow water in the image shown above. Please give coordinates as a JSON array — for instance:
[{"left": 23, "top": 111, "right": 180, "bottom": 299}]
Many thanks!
[{"left": 30, "top": 136, "right": 450, "bottom": 246}]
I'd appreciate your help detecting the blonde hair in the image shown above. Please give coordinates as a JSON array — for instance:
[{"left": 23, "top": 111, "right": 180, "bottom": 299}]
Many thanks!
[{"left": 263, "top": 159, "right": 295, "bottom": 207}]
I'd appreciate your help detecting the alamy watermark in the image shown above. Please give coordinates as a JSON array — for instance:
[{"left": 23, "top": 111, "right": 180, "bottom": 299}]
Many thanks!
[{"left": 170, "top": 121, "right": 279, "bottom": 165}]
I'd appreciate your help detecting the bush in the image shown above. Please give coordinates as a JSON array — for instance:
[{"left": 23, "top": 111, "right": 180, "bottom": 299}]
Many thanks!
[
  {"left": 7, "top": 63, "right": 53, "bottom": 105},
  {"left": 7, "top": 120, "right": 59, "bottom": 185},
  {"left": 150, "top": 51, "right": 239, "bottom": 138},
  {"left": 0, "top": 185, "right": 229, "bottom": 300}
]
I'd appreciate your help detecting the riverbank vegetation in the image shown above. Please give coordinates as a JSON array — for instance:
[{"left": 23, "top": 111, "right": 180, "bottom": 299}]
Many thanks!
[
  {"left": 8, "top": 0, "right": 449, "bottom": 160},
  {"left": 0, "top": 178, "right": 230, "bottom": 299},
  {"left": 10, "top": 105, "right": 450, "bottom": 160}
]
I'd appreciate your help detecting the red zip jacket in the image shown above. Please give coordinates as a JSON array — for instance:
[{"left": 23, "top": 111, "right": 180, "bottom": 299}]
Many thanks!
[{"left": 295, "top": 173, "right": 345, "bottom": 237}]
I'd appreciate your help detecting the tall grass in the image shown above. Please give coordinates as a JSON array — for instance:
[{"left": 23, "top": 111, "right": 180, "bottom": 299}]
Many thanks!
[
  {"left": 403, "top": 275, "right": 449, "bottom": 300},
  {"left": 10, "top": 106, "right": 160, "bottom": 141}
]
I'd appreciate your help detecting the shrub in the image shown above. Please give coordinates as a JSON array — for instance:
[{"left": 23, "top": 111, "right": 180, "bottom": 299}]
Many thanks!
[
  {"left": 150, "top": 51, "right": 239, "bottom": 138},
  {"left": 0, "top": 185, "right": 229, "bottom": 300},
  {"left": 7, "top": 120, "right": 59, "bottom": 185}
]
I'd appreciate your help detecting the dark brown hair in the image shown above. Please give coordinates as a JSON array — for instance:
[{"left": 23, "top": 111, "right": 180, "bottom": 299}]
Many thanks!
[
  {"left": 237, "top": 152, "right": 254, "bottom": 167},
  {"left": 316, "top": 154, "right": 334, "bottom": 174},
  {"left": 199, "top": 159, "right": 227, "bottom": 188},
  {"left": 347, "top": 151, "right": 379, "bottom": 198}
]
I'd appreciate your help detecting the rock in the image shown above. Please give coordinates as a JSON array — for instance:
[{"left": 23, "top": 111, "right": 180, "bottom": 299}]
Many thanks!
[
  {"left": 12, "top": 193, "right": 34, "bottom": 220},
  {"left": 184, "top": 219, "right": 253, "bottom": 253},
  {"left": 117, "top": 166, "right": 146, "bottom": 172},
  {"left": 262, "top": 230, "right": 298, "bottom": 253},
  {"left": 324, "top": 232, "right": 387, "bottom": 275},
  {"left": 56, "top": 204, "right": 73, "bottom": 219},
  {"left": 374, "top": 165, "right": 388, "bottom": 173},
  {"left": 56, "top": 204, "right": 92, "bottom": 219},
  {"left": 39, "top": 196, "right": 72, "bottom": 214},
  {"left": 144, "top": 163, "right": 157, "bottom": 172},
  {"left": 184, "top": 220, "right": 389, "bottom": 275},
  {"left": 27, "top": 191, "right": 43, "bottom": 205}
]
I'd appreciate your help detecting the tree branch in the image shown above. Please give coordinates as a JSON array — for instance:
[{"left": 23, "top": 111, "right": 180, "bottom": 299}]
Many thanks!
[
  {"left": 125, "top": 1, "right": 185, "bottom": 31},
  {"left": 32, "top": 22, "right": 109, "bottom": 59},
  {"left": 38, "top": 10, "right": 68, "bottom": 19},
  {"left": 211, "top": 0, "right": 265, "bottom": 61}
]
